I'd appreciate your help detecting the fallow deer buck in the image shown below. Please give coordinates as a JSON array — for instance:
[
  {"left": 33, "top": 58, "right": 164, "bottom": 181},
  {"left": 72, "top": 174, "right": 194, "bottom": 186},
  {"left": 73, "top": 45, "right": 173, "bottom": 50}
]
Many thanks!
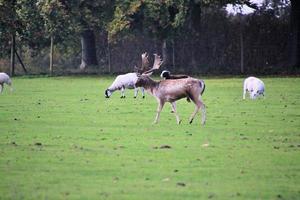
[{"left": 135, "top": 54, "right": 206, "bottom": 125}]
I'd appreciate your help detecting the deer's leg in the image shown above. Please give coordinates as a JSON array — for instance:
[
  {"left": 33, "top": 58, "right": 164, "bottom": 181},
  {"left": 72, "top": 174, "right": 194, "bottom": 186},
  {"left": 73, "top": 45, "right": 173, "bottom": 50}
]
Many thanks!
[
  {"left": 153, "top": 100, "right": 165, "bottom": 124},
  {"left": 250, "top": 91, "right": 254, "bottom": 99},
  {"left": 141, "top": 87, "right": 145, "bottom": 98},
  {"left": 120, "top": 86, "right": 125, "bottom": 98},
  {"left": 189, "top": 96, "right": 206, "bottom": 125},
  {"left": 200, "top": 100, "right": 206, "bottom": 125},
  {"left": 171, "top": 102, "right": 181, "bottom": 124},
  {"left": 0, "top": 84, "right": 3, "bottom": 93},
  {"left": 134, "top": 87, "right": 138, "bottom": 98},
  {"left": 189, "top": 105, "right": 200, "bottom": 124}
]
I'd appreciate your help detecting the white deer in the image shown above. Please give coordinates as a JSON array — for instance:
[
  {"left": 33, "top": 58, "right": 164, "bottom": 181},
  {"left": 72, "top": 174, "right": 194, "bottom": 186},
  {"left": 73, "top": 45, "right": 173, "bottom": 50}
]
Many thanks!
[
  {"left": 0, "top": 72, "right": 13, "bottom": 93},
  {"left": 243, "top": 76, "right": 265, "bottom": 99},
  {"left": 104, "top": 53, "right": 150, "bottom": 98}
]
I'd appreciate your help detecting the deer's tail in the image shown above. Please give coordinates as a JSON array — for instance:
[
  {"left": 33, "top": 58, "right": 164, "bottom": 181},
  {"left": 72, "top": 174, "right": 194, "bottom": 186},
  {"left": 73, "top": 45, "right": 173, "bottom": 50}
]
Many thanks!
[{"left": 199, "top": 80, "right": 205, "bottom": 95}]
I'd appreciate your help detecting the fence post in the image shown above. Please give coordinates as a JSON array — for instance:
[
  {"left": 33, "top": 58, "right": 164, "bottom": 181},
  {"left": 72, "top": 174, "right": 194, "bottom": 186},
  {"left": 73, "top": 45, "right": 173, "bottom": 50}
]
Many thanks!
[
  {"left": 107, "top": 36, "right": 111, "bottom": 73},
  {"left": 50, "top": 36, "right": 54, "bottom": 76},
  {"left": 239, "top": 14, "right": 244, "bottom": 74},
  {"left": 172, "top": 39, "right": 175, "bottom": 72},
  {"left": 10, "top": 33, "right": 15, "bottom": 76}
]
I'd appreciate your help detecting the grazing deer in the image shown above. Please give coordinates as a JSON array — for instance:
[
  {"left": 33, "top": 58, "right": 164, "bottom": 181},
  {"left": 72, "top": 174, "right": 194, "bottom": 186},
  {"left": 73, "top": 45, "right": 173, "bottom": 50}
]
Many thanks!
[
  {"left": 104, "top": 53, "right": 150, "bottom": 98},
  {"left": 243, "top": 76, "right": 265, "bottom": 99},
  {"left": 135, "top": 55, "right": 206, "bottom": 125},
  {"left": 0, "top": 72, "right": 12, "bottom": 93}
]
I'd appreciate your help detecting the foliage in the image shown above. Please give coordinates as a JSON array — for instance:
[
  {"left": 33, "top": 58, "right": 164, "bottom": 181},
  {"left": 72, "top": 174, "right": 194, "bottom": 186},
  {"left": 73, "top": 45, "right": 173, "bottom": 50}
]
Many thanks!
[
  {"left": 0, "top": 0, "right": 296, "bottom": 74},
  {"left": 0, "top": 0, "right": 48, "bottom": 54},
  {"left": 36, "top": 0, "right": 71, "bottom": 38},
  {"left": 0, "top": 76, "right": 299, "bottom": 199},
  {"left": 0, "top": 0, "right": 114, "bottom": 57},
  {"left": 17, "top": 0, "right": 48, "bottom": 49},
  {"left": 108, "top": 0, "right": 188, "bottom": 41}
]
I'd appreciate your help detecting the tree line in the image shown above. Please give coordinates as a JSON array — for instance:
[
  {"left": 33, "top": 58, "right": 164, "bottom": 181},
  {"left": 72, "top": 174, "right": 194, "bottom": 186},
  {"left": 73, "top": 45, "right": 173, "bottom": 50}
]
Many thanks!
[{"left": 0, "top": 0, "right": 299, "bottom": 75}]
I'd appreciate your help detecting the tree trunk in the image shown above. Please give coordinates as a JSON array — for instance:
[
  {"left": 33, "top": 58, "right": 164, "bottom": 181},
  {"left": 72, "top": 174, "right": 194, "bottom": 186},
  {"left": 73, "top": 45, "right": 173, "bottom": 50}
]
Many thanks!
[
  {"left": 172, "top": 39, "right": 175, "bottom": 72},
  {"left": 161, "top": 39, "right": 168, "bottom": 67},
  {"left": 10, "top": 33, "right": 15, "bottom": 76},
  {"left": 240, "top": 16, "right": 244, "bottom": 74},
  {"left": 80, "top": 29, "right": 98, "bottom": 70},
  {"left": 188, "top": 0, "right": 202, "bottom": 71},
  {"left": 50, "top": 36, "right": 54, "bottom": 76},
  {"left": 107, "top": 34, "right": 111, "bottom": 73},
  {"left": 290, "top": 0, "right": 300, "bottom": 69}
]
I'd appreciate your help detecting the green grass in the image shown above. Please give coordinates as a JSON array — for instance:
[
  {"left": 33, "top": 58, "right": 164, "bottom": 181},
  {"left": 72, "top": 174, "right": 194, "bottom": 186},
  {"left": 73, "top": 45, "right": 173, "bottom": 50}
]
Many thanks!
[{"left": 0, "top": 76, "right": 299, "bottom": 200}]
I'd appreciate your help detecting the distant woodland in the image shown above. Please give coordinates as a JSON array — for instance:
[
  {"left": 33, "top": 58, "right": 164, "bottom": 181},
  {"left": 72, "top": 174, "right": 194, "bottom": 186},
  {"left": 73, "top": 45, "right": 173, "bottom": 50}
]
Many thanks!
[{"left": 0, "top": 0, "right": 299, "bottom": 75}]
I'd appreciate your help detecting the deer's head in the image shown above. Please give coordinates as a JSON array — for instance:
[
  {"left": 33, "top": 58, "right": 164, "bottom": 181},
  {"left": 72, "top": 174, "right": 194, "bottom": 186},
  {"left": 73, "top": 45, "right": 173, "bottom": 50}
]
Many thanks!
[{"left": 135, "top": 53, "right": 163, "bottom": 87}]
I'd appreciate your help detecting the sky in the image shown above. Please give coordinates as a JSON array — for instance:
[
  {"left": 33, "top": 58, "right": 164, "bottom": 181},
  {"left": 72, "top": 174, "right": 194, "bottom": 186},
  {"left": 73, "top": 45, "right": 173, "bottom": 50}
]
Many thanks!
[{"left": 226, "top": 0, "right": 264, "bottom": 15}]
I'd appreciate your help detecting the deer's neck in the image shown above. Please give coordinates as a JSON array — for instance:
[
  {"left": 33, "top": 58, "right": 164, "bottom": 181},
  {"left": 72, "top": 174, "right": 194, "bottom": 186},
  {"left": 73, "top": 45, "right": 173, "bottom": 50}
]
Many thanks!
[{"left": 143, "top": 79, "right": 159, "bottom": 95}]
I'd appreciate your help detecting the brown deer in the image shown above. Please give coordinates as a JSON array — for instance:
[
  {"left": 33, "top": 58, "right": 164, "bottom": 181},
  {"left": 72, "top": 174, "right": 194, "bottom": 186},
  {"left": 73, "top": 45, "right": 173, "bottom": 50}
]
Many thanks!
[
  {"left": 160, "top": 70, "right": 192, "bottom": 102},
  {"left": 136, "top": 54, "right": 206, "bottom": 125}
]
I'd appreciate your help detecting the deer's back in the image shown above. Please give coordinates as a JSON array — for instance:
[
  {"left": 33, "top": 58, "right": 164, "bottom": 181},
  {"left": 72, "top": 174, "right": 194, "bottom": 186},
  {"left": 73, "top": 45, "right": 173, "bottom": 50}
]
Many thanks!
[{"left": 157, "top": 78, "right": 200, "bottom": 101}]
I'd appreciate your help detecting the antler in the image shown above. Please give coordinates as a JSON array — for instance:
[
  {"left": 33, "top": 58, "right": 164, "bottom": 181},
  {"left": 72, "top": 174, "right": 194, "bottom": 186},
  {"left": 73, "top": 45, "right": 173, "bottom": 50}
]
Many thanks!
[
  {"left": 142, "top": 54, "right": 163, "bottom": 75},
  {"left": 135, "top": 52, "right": 150, "bottom": 73},
  {"left": 141, "top": 52, "right": 150, "bottom": 70}
]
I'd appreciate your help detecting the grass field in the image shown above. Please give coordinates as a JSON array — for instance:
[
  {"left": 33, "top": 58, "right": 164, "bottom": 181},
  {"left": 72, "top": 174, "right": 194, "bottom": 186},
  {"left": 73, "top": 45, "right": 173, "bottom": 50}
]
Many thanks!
[{"left": 0, "top": 76, "right": 299, "bottom": 200}]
